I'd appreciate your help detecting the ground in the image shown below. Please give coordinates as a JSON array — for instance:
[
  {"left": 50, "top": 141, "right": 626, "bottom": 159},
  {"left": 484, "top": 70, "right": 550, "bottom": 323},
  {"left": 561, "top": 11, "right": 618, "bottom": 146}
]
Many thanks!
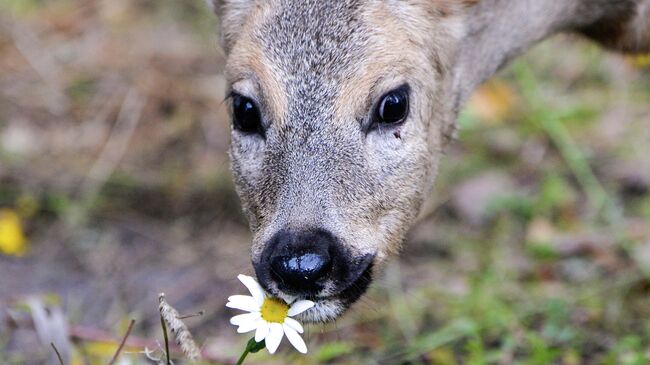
[{"left": 0, "top": 1, "right": 649, "bottom": 364}]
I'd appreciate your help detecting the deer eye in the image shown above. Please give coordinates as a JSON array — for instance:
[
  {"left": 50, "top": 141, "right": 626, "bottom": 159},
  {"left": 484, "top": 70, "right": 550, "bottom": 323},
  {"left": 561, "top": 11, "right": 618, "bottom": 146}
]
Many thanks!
[
  {"left": 232, "top": 94, "right": 262, "bottom": 133},
  {"left": 375, "top": 86, "right": 409, "bottom": 125}
]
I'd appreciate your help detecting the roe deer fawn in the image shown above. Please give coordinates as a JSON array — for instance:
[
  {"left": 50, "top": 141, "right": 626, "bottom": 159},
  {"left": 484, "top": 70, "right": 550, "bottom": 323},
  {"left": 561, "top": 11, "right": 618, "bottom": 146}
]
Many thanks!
[{"left": 208, "top": 0, "right": 650, "bottom": 322}]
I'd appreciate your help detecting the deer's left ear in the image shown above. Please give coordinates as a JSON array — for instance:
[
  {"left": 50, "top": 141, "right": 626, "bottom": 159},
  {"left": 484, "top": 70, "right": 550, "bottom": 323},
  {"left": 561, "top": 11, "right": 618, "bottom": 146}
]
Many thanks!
[{"left": 207, "top": 0, "right": 254, "bottom": 53}]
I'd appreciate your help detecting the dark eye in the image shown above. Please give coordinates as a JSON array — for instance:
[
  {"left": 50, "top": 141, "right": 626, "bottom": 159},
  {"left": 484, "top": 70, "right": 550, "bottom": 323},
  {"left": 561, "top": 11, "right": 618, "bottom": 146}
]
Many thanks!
[
  {"left": 375, "top": 87, "right": 409, "bottom": 124},
  {"left": 232, "top": 94, "right": 262, "bottom": 133}
]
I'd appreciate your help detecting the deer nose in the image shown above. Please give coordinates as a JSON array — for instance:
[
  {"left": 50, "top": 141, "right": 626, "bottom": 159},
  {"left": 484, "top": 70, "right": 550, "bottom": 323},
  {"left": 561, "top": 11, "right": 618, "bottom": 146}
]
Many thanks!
[
  {"left": 256, "top": 229, "right": 337, "bottom": 295},
  {"left": 271, "top": 251, "right": 331, "bottom": 292}
]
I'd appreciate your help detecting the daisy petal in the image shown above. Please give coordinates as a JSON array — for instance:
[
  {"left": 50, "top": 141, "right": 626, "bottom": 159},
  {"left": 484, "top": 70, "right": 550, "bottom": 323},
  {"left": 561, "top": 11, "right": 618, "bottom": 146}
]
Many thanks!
[
  {"left": 265, "top": 322, "right": 284, "bottom": 354},
  {"left": 230, "top": 312, "right": 261, "bottom": 326},
  {"left": 237, "top": 319, "right": 260, "bottom": 333},
  {"left": 283, "top": 324, "right": 307, "bottom": 354},
  {"left": 238, "top": 274, "right": 266, "bottom": 305},
  {"left": 283, "top": 317, "right": 304, "bottom": 334},
  {"left": 255, "top": 320, "right": 269, "bottom": 342},
  {"left": 287, "top": 300, "right": 315, "bottom": 317},
  {"left": 226, "top": 295, "right": 259, "bottom": 312}
]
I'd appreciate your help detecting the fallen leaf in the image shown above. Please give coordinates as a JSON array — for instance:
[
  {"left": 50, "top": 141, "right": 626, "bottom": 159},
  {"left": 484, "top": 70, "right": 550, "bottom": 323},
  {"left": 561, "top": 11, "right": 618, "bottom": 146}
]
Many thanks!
[
  {"left": 526, "top": 217, "right": 556, "bottom": 246},
  {"left": 467, "top": 79, "right": 517, "bottom": 125},
  {"left": 627, "top": 54, "right": 650, "bottom": 69},
  {"left": 0, "top": 208, "right": 28, "bottom": 256},
  {"left": 28, "top": 298, "right": 71, "bottom": 365},
  {"left": 83, "top": 341, "right": 119, "bottom": 359}
]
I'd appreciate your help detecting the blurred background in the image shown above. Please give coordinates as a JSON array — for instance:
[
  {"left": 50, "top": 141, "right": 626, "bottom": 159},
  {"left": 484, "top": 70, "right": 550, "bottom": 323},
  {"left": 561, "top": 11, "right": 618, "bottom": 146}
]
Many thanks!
[{"left": 0, "top": 1, "right": 649, "bottom": 364}]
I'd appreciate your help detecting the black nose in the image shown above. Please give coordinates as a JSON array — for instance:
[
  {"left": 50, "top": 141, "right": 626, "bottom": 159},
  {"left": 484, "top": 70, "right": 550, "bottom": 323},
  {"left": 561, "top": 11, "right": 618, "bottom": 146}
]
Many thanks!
[
  {"left": 271, "top": 251, "right": 331, "bottom": 291},
  {"left": 257, "top": 229, "right": 336, "bottom": 294}
]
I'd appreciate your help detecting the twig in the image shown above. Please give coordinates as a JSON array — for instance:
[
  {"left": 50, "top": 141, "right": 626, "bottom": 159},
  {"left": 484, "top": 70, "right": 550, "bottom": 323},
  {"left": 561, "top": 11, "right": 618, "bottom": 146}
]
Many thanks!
[
  {"left": 50, "top": 343, "right": 65, "bottom": 365},
  {"left": 107, "top": 319, "right": 136, "bottom": 365}
]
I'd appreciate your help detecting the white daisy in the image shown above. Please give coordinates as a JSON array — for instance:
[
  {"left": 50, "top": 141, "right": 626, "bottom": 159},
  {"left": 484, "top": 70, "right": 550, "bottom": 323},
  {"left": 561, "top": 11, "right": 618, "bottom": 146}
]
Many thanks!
[{"left": 227, "top": 274, "right": 315, "bottom": 354}]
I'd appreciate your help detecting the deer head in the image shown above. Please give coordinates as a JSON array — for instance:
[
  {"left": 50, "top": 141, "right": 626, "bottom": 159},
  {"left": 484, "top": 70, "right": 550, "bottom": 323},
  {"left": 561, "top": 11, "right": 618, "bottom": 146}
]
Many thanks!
[{"left": 208, "top": 0, "right": 649, "bottom": 322}]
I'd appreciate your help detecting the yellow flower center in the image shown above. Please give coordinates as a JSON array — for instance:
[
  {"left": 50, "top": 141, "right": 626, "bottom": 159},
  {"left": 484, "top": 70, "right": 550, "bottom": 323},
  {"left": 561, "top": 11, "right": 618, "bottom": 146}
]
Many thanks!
[{"left": 260, "top": 297, "right": 289, "bottom": 323}]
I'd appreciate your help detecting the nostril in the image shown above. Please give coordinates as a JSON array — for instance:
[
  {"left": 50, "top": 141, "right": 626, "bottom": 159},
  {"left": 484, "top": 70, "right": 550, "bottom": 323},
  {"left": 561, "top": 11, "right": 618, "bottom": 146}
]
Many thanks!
[{"left": 271, "top": 252, "right": 331, "bottom": 292}]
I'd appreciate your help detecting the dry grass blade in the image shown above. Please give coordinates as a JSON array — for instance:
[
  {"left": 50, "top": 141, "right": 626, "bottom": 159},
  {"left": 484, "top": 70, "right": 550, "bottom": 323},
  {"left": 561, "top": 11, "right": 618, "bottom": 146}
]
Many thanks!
[
  {"left": 158, "top": 293, "right": 201, "bottom": 362},
  {"left": 160, "top": 313, "right": 171, "bottom": 365},
  {"left": 107, "top": 319, "right": 136, "bottom": 365}
]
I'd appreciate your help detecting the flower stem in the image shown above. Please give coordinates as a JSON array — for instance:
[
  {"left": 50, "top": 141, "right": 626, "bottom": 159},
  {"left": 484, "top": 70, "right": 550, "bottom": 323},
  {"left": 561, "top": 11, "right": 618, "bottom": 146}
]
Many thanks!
[
  {"left": 235, "top": 348, "right": 250, "bottom": 365},
  {"left": 236, "top": 338, "right": 266, "bottom": 365}
]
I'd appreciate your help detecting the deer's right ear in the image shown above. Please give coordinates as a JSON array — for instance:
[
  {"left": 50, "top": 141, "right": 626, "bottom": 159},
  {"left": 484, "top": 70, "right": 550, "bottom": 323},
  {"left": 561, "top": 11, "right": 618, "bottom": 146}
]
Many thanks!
[{"left": 207, "top": 0, "right": 254, "bottom": 53}]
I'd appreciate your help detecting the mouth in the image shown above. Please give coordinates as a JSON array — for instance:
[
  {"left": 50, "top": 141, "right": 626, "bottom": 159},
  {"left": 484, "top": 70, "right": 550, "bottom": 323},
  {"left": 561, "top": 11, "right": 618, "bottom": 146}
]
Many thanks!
[{"left": 290, "top": 261, "right": 374, "bottom": 323}]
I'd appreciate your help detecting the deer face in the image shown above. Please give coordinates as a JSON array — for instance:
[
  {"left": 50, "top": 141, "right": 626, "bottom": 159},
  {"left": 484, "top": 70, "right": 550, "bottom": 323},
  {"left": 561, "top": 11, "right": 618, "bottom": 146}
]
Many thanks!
[{"left": 210, "top": 0, "right": 466, "bottom": 322}]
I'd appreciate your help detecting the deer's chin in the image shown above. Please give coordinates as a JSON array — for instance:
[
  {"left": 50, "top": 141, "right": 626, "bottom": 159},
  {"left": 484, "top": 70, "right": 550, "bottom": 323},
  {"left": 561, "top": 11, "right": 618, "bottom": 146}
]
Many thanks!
[{"left": 288, "top": 262, "right": 374, "bottom": 323}]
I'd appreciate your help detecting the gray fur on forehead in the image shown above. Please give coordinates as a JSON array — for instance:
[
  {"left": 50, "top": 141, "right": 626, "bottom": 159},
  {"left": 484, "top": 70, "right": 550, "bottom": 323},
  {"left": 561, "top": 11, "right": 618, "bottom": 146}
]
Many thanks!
[{"left": 256, "top": 0, "right": 366, "bottom": 106}]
